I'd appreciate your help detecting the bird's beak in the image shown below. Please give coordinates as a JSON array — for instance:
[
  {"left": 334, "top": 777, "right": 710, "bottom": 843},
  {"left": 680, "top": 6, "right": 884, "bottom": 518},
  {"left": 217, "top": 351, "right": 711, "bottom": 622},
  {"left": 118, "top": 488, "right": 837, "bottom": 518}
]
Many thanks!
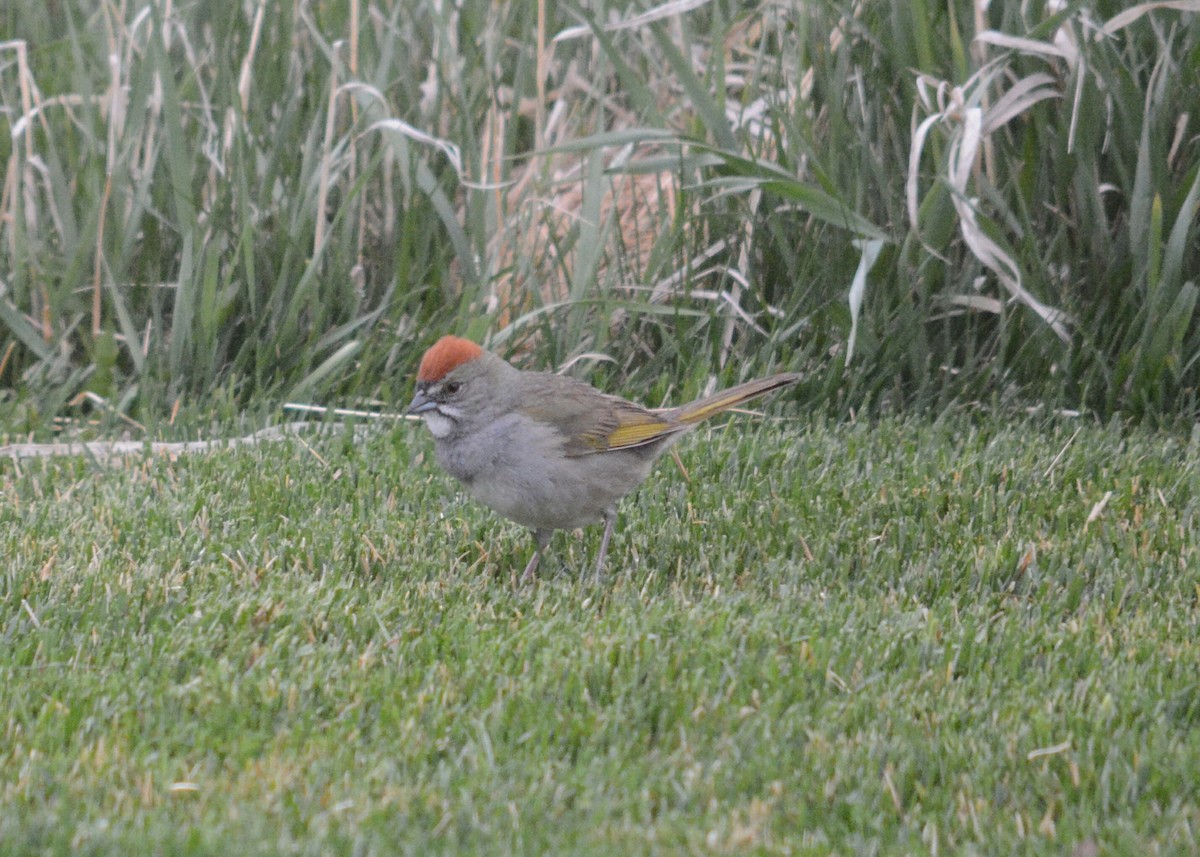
[{"left": 406, "top": 389, "right": 437, "bottom": 416}]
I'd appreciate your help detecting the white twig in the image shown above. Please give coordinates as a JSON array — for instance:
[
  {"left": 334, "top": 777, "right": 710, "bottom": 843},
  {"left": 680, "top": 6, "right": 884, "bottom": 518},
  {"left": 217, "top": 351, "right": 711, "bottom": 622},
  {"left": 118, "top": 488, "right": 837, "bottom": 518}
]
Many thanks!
[
  {"left": 1042, "top": 426, "right": 1082, "bottom": 478},
  {"left": 0, "top": 423, "right": 324, "bottom": 460},
  {"left": 283, "top": 403, "right": 415, "bottom": 421}
]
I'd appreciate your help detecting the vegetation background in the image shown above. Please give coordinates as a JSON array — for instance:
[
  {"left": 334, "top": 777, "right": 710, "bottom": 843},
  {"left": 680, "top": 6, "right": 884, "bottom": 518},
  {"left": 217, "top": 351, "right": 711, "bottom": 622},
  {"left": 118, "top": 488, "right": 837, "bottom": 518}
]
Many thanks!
[
  {"left": 1, "top": 0, "right": 1198, "bottom": 433},
  {"left": 3, "top": 1, "right": 1200, "bottom": 855}
]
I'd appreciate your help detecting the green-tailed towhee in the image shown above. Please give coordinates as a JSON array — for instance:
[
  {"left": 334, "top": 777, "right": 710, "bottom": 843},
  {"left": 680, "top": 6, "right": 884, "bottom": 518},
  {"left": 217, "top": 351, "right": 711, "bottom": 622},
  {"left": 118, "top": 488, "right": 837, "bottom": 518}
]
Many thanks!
[{"left": 407, "top": 335, "right": 798, "bottom": 580}]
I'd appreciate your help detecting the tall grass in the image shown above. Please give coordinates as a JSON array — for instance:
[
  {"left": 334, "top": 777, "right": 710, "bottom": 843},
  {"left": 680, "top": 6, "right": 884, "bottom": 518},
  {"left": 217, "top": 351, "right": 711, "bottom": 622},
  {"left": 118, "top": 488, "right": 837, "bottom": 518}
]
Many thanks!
[{"left": 1, "top": 0, "right": 1198, "bottom": 430}]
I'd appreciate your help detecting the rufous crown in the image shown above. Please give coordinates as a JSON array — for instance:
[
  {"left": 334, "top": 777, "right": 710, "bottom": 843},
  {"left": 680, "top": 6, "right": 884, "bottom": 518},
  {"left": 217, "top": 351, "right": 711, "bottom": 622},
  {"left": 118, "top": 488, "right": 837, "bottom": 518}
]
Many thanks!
[{"left": 417, "top": 336, "right": 485, "bottom": 382}]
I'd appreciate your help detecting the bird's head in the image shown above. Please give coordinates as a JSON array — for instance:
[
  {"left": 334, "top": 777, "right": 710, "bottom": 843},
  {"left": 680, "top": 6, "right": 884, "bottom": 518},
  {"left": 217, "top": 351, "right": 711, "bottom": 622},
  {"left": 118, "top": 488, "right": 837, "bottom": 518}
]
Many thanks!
[{"left": 407, "top": 336, "right": 494, "bottom": 438}]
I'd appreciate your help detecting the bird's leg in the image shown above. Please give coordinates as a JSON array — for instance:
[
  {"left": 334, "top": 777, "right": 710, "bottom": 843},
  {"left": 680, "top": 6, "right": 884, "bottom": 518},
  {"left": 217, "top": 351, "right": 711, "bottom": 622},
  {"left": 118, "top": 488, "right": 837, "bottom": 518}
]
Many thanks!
[
  {"left": 522, "top": 528, "right": 552, "bottom": 582},
  {"left": 594, "top": 509, "right": 617, "bottom": 580},
  {"left": 521, "top": 550, "right": 540, "bottom": 582}
]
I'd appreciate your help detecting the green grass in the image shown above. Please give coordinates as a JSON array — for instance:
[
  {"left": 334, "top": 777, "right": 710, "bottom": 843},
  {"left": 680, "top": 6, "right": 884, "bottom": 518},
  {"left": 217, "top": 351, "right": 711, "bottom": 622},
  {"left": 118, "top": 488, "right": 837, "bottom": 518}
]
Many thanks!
[{"left": 4, "top": 415, "right": 1199, "bottom": 854}]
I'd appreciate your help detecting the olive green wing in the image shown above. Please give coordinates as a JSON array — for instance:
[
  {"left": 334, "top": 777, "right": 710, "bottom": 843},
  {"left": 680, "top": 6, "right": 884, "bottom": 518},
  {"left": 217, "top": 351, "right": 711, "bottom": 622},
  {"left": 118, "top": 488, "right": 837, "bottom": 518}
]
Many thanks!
[{"left": 514, "top": 372, "right": 682, "bottom": 457}]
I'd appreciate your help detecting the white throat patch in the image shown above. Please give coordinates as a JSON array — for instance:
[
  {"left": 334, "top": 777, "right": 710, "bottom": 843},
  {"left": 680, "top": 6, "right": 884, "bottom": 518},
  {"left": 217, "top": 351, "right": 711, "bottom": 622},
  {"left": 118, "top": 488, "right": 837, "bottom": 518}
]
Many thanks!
[{"left": 422, "top": 409, "right": 458, "bottom": 438}]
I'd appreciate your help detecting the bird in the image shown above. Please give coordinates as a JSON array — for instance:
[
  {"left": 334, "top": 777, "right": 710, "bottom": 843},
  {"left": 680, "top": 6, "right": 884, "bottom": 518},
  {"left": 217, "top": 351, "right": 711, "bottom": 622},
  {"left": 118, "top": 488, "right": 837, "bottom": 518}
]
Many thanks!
[{"left": 407, "top": 335, "right": 799, "bottom": 581}]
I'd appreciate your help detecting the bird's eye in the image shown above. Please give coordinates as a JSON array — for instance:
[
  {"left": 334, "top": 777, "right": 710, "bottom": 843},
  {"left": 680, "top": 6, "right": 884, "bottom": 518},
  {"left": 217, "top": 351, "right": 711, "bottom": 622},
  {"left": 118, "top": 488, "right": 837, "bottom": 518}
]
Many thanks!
[{"left": 443, "top": 381, "right": 462, "bottom": 395}]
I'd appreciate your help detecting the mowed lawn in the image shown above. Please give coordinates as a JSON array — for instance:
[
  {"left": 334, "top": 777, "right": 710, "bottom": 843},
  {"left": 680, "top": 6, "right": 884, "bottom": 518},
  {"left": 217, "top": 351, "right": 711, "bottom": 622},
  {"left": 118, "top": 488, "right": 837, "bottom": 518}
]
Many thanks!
[{"left": 2, "top": 416, "right": 1199, "bottom": 855}]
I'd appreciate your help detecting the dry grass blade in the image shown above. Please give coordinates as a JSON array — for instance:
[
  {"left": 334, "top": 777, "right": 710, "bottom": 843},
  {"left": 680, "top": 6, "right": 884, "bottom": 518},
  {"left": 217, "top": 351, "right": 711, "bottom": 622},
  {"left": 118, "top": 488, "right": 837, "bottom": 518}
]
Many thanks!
[
  {"left": 981, "top": 73, "right": 1060, "bottom": 135},
  {"left": 604, "top": 0, "right": 714, "bottom": 32},
  {"left": 974, "top": 30, "right": 1074, "bottom": 61},
  {"left": 845, "top": 239, "right": 885, "bottom": 365},
  {"left": 910, "top": 57, "right": 1073, "bottom": 342},
  {"left": 1100, "top": 1, "right": 1200, "bottom": 37}
]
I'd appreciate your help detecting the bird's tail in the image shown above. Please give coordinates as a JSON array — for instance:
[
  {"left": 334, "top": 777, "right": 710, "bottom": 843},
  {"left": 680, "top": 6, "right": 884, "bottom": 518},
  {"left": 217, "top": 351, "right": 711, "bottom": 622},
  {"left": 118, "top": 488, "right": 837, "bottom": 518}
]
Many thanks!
[{"left": 670, "top": 373, "right": 800, "bottom": 426}]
